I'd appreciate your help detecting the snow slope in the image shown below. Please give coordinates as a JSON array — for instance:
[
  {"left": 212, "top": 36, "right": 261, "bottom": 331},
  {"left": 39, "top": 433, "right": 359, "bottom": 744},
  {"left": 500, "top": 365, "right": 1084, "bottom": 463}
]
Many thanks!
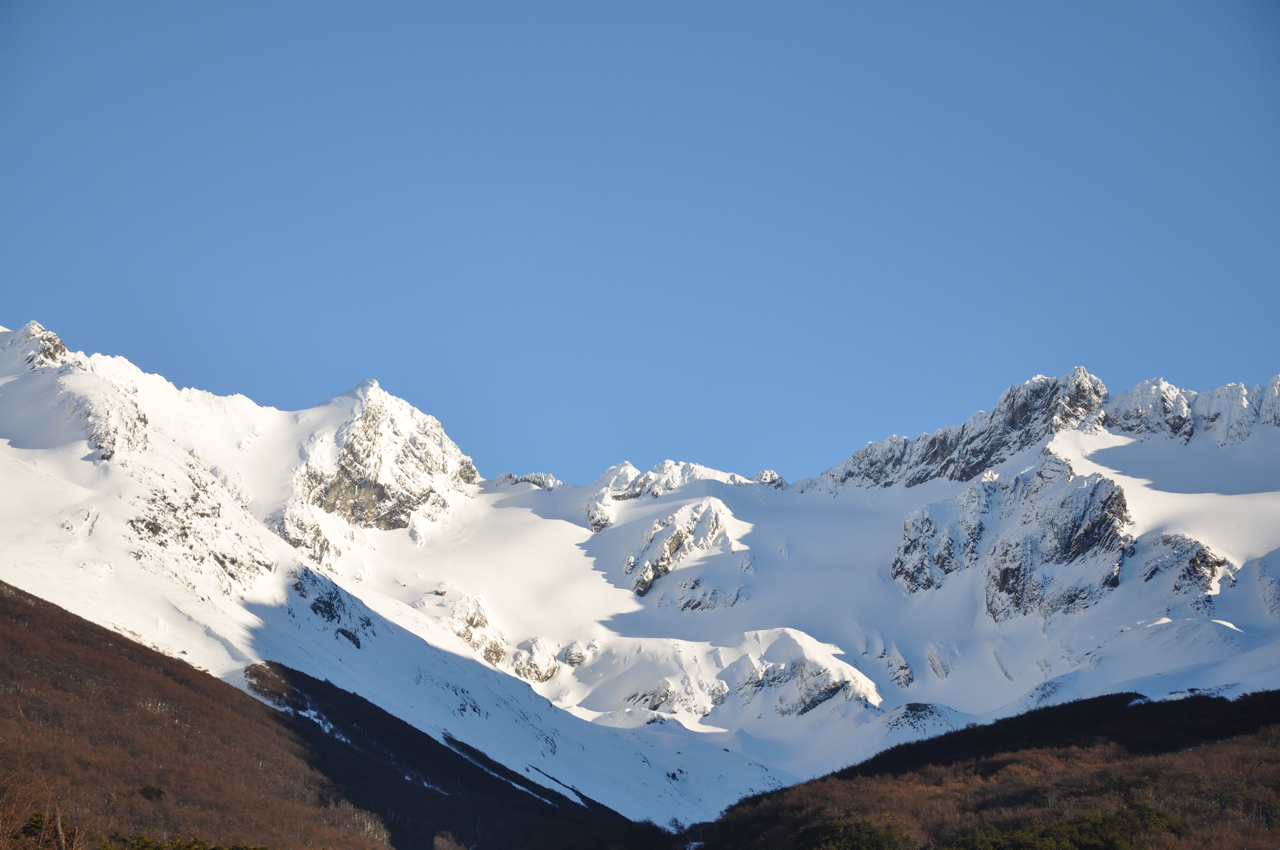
[{"left": 1, "top": 321, "right": 1278, "bottom": 822}]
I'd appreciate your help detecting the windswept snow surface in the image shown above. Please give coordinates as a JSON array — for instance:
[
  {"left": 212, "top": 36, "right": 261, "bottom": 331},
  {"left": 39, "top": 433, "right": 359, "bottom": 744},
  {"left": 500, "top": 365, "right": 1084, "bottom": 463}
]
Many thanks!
[{"left": 1, "top": 321, "right": 1279, "bottom": 822}]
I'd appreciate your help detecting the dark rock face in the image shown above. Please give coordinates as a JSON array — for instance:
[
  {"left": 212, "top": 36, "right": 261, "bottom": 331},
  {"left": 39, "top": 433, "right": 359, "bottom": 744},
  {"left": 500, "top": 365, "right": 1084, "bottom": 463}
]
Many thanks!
[
  {"left": 627, "top": 681, "right": 678, "bottom": 712},
  {"left": 629, "top": 526, "right": 690, "bottom": 597},
  {"left": 292, "top": 386, "right": 478, "bottom": 538},
  {"left": 885, "top": 648, "right": 913, "bottom": 689},
  {"left": 291, "top": 567, "right": 378, "bottom": 647},
  {"left": 822, "top": 368, "right": 1108, "bottom": 489},
  {"left": 561, "top": 641, "right": 588, "bottom": 667},
  {"left": 890, "top": 454, "right": 1134, "bottom": 621},
  {"left": 1139, "top": 534, "right": 1233, "bottom": 614},
  {"left": 14, "top": 321, "right": 69, "bottom": 369}
]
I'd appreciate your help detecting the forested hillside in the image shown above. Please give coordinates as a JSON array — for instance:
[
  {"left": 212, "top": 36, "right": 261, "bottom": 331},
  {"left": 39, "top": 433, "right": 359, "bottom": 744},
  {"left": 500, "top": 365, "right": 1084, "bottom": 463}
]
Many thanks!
[
  {"left": 0, "top": 581, "right": 664, "bottom": 850},
  {"left": 693, "top": 691, "right": 1280, "bottom": 849}
]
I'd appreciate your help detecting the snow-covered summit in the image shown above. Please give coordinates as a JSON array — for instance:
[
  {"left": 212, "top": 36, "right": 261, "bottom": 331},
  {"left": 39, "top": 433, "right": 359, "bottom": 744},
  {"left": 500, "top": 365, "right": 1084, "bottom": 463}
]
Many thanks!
[
  {"left": 819, "top": 367, "right": 1280, "bottom": 490},
  {"left": 272, "top": 378, "right": 479, "bottom": 564},
  {"left": 819, "top": 367, "right": 1109, "bottom": 489},
  {"left": 1, "top": 320, "right": 70, "bottom": 369},
  {"left": 1104, "top": 375, "right": 1280, "bottom": 445},
  {"left": 581, "top": 459, "right": 758, "bottom": 531}
]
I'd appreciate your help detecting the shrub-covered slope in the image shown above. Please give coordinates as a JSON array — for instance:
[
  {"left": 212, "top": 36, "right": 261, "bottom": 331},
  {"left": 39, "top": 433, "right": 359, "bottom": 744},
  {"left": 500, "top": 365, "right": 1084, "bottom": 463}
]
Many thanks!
[
  {"left": 0, "top": 580, "right": 664, "bottom": 850},
  {"left": 696, "top": 690, "right": 1280, "bottom": 850}
]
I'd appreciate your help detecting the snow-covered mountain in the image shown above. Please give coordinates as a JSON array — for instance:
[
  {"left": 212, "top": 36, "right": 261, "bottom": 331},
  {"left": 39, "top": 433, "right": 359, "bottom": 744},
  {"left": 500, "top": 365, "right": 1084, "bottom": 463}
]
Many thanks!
[{"left": 2, "top": 320, "right": 1278, "bottom": 824}]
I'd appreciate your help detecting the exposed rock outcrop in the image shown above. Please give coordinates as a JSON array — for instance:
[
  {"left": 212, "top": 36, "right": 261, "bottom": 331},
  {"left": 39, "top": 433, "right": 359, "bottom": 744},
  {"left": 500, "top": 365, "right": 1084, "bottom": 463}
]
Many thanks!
[
  {"left": 1102, "top": 375, "right": 1280, "bottom": 446},
  {"left": 752, "top": 470, "right": 787, "bottom": 489},
  {"left": 582, "top": 461, "right": 756, "bottom": 531},
  {"left": 273, "top": 382, "right": 478, "bottom": 566},
  {"left": 884, "top": 645, "right": 914, "bottom": 688},
  {"left": 626, "top": 677, "right": 726, "bottom": 716},
  {"left": 517, "top": 472, "right": 563, "bottom": 490},
  {"left": 442, "top": 595, "right": 507, "bottom": 665},
  {"left": 1259, "top": 376, "right": 1280, "bottom": 428},
  {"left": 721, "top": 631, "right": 881, "bottom": 717},
  {"left": 561, "top": 641, "right": 589, "bottom": 667},
  {"left": 625, "top": 499, "right": 731, "bottom": 596},
  {"left": 1139, "top": 534, "right": 1235, "bottom": 615},
  {"left": 890, "top": 453, "right": 1134, "bottom": 621},
  {"left": 7, "top": 321, "right": 70, "bottom": 370},
  {"left": 657, "top": 576, "right": 745, "bottom": 612},
  {"left": 304, "top": 382, "right": 478, "bottom": 530},
  {"left": 512, "top": 638, "right": 560, "bottom": 683},
  {"left": 291, "top": 567, "right": 378, "bottom": 649},
  {"left": 821, "top": 368, "right": 1108, "bottom": 489},
  {"left": 126, "top": 459, "right": 277, "bottom": 594}
]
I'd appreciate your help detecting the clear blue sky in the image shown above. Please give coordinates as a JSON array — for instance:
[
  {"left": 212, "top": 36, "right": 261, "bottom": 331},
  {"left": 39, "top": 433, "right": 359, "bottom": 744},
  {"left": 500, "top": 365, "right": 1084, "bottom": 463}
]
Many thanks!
[{"left": 2, "top": 2, "right": 1278, "bottom": 484}]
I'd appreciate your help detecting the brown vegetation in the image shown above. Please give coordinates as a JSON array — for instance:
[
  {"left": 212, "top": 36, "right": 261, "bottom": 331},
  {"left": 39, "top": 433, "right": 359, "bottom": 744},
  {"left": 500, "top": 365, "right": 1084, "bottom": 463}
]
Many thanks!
[
  {"left": 0, "top": 580, "right": 670, "bottom": 850},
  {"left": 0, "top": 581, "right": 391, "bottom": 850},
  {"left": 699, "top": 724, "right": 1280, "bottom": 849}
]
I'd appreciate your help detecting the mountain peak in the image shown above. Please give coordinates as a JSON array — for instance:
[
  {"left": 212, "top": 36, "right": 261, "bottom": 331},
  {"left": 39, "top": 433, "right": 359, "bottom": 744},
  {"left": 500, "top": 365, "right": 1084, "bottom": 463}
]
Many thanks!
[
  {"left": 1, "top": 320, "right": 70, "bottom": 371},
  {"left": 821, "top": 368, "right": 1108, "bottom": 489}
]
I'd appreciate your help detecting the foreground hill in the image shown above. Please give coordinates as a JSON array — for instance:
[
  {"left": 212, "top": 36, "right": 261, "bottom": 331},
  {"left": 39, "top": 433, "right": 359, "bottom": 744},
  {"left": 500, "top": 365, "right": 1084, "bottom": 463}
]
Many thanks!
[
  {"left": 1, "top": 319, "right": 1278, "bottom": 820},
  {"left": 0, "top": 580, "right": 664, "bottom": 850},
  {"left": 694, "top": 689, "right": 1280, "bottom": 849}
]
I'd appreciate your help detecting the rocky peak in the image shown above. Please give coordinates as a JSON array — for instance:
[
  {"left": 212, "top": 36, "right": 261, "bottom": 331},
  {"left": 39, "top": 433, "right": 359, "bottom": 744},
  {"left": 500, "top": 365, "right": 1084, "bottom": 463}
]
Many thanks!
[
  {"left": 1102, "top": 378, "right": 1195, "bottom": 442},
  {"left": 1103, "top": 374, "right": 1280, "bottom": 445},
  {"left": 581, "top": 460, "right": 754, "bottom": 532},
  {"left": 1259, "top": 375, "right": 1280, "bottom": 428},
  {"left": 752, "top": 470, "right": 788, "bottom": 489},
  {"left": 1190, "top": 383, "right": 1256, "bottom": 445},
  {"left": 315, "top": 384, "right": 477, "bottom": 529},
  {"left": 492, "top": 472, "right": 563, "bottom": 491},
  {"left": 821, "top": 368, "right": 1108, "bottom": 489},
  {"left": 2, "top": 321, "right": 70, "bottom": 371},
  {"left": 279, "top": 383, "right": 479, "bottom": 559}
]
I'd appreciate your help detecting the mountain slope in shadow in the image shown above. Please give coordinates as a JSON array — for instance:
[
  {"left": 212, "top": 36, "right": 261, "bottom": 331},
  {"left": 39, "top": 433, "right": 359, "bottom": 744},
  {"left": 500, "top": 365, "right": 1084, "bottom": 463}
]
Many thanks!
[{"left": 0, "top": 580, "right": 667, "bottom": 850}]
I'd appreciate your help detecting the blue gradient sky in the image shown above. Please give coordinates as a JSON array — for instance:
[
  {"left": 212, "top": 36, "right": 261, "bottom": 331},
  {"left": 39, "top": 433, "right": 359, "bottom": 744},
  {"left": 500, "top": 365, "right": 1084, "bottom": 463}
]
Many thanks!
[{"left": 2, "top": 2, "right": 1278, "bottom": 484}]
